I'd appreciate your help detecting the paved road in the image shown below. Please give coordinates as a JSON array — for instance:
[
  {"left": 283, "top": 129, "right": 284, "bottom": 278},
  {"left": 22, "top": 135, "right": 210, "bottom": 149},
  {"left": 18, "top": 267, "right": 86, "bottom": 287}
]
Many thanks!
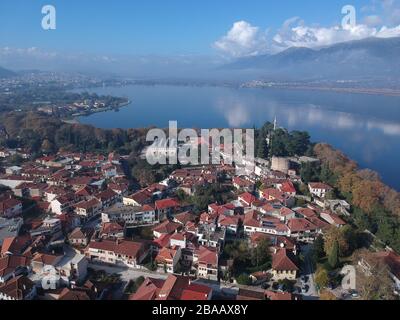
[{"left": 300, "top": 244, "right": 319, "bottom": 300}]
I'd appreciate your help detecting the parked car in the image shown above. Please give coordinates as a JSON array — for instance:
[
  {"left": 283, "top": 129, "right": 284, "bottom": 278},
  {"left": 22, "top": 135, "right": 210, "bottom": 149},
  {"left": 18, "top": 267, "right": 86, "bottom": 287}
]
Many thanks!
[
  {"left": 349, "top": 290, "right": 359, "bottom": 298},
  {"left": 301, "top": 285, "right": 309, "bottom": 294}
]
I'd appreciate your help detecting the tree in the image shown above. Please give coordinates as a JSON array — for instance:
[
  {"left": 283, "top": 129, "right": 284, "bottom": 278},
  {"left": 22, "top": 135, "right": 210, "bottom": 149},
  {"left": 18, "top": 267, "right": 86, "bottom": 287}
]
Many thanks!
[
  {"left": 256, "top": 137, "right": 268, "bottom": 159},
  {"left": 250, "top": 239, "right": 271, "bottom": 271},
  {"left": 328, "top": 240, "right": 339, "bottom": 269},
  {"left": 320, "top": 164, "right": 338, "bottom": 186},
  {"left": 315, "top": 267, "right": 329, "bottom": 289},
  {"left": 300, "top": 162, "right": 321, "bottom": 184},
  {"left": 324, "top": 226, "right": 353, "bottom": 258},
  {"left": 311, "top": 235, "right": 325, "bottom": 265},
  {"left": 125, "top": 276, "right": 145, "bottom": 294},
  {"left": 236, "top": 274, "right": 252, "bottom": 286}
]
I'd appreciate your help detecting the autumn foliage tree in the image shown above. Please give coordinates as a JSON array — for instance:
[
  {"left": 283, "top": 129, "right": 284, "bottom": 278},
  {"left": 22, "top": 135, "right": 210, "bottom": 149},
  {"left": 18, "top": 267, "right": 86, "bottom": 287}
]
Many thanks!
[{"left": 314, "top": 143, "right": 400, "bottom": 252}]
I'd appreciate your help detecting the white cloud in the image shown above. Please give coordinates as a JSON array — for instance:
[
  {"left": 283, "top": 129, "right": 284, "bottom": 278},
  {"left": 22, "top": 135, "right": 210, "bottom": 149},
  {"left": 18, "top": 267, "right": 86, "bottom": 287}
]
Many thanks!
[
  {"left": 272, "top": 18, "right": 400, "bottom": 49},
  {"left": 214, "top": 1, "right": 400, "bottom": 57},
  {"left": 215, "top": 19, "right": 400, "bottom": 57},
  {"left": 213, "top": 21, "right": 269, "bottom": 57}
]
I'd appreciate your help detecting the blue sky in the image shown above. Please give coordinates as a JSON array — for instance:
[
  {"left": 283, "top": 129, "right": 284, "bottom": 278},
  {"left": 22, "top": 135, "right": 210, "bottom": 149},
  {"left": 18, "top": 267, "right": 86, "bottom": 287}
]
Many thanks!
[
  {"left": 0, "top": 0, "right": 389, "bottom": 55},
  {"left": 0, "top": 0, "right": 399, "bottom": 75}
]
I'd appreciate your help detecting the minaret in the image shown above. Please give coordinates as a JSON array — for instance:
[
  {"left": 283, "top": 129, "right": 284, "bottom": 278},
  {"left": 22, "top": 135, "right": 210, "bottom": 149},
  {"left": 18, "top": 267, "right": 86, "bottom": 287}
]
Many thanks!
[{"left": 273, "top": 116, "right": 277, "bottom": 131}]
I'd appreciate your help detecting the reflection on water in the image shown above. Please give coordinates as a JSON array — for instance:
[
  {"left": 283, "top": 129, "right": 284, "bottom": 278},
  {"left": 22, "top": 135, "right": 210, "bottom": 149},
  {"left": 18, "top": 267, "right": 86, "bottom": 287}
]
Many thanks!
[{"left": 79, "top": 85, "right": 400, "bottom": 190}]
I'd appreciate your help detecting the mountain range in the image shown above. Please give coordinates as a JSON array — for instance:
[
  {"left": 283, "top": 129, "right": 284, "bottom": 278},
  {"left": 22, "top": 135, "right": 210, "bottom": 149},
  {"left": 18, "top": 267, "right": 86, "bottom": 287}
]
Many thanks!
[
  {"left": 0, "top": 66, "right": 15, "bottom": 78},
  {"left": 223, "top": 37, "right": 400, "bottom": 81}
]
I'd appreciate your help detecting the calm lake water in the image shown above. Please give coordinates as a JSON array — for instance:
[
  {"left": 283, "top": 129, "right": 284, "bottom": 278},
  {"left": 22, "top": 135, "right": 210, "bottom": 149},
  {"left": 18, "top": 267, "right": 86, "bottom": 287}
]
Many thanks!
[{"left": 79, "top": 85, "right": 400, "bottom": 191}]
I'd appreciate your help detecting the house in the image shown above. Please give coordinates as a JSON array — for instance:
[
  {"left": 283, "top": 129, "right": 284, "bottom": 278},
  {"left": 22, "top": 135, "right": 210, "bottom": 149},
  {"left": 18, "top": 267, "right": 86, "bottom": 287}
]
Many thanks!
[
  {"left": 99, "top": 222, "right": 125, "bottom": 239},
  {"left": 173, "top": 211, "right": 197, "bottom": 225},
  {"left": 271, "top": 249, "right": 299, "bottom": 281},
  {"left": 196, "top": 223, "right": 226, "bottom": 248},
  {"left": 287, "top": 218, "right": 319, "bottom": 241},
  {"left": 31, "top": 253, "right": 63, "bottom": 274},
  {"left": 1, "top": 235, "right": 32, "bottom": 256},
  {"left": 0, "top": 276, "right": 36, "bottom": 300},
  {"left": 238, "top": 192, "right": 257, "bottom": 207},
  {"left": 101, "top": 164, "right": 117, "bottom": 179},
  {"left": 31, "top": 251, "right": 88, "bottom": 285},
  {"left": 30, "top": 217, "right": 62, "bottom": 238},
  {"left": 295, "top": 207, "right": 317, "bottom": 219},
  {"left": 55, "top": 252, "right": 88, "bottom": 284},
  {"left": 218, "top": 214, "right": 241, "bottom": 235},
  {"left": 95, "top": 188, "right": 120, "bottom": 208},
  {"left": 259, "top": 188, "right": 295, "bottom": 207},
  {"left": 101, "top": 203, "right": 157, "bottom": 225},
  {"left": 69, "top": 227, "right": 94, "bottom": 247},
  {"left": 86, "top": 239, "right": 149, "bottom": 269},
  {"left": 277, "top": 180, "right": 297, "bottom": 197},
  {"left": 232, "top": 177, "right": 254, "bottom": 192},
  {"left": 14, "top": 182, "right": 47, "bottom": 199},
  {"left": 130, "top": 274, "right": 212, "bottom": 300},
  {"left": 0, "top": 255, "right": 31, "bottom": 283},
  {"left": 278, "top": 207, "right": 296, "bottom": 221},
  {"left": 0, "top": 197, "right": 23, "bottom": 218},
  {"left": 155, "top": 246, "right": 182, "bottom": 273},
  {"left": 123, "top": 189, "right": 152, "bottom": 207},
  {"left": 308, "top": 182, "right": 333, "bottom": 199},
  {"left": 74, "top": 198, "right": 102, "bottom": 220},
  {"left": 243, "top": 211, "right": 289, "bottom": 237},
  {"left": 51, "top": 195, "right": 75, "bottom": 215},
  {"left": 67, "top": 176, "right": 95, "bottom": 191},
  {"left": 108, "top": 182, "right": 129, "bottom": 196},
  {"left": 152, "top": 220, "right": 182, "bottom": 239},
  {"left": 320, "top": 211, "right": 347, "bottom": 228},
  {"left": 193, "top": 246, "right": 219, "bottom": 281},
  {"left": 0, "top": 175, "right": 34, "bottom": 189},
  {"left": 0, "top": 217, "right": 23, "bottom": 246},
  {"left": 155, "top": 198, "right": 181, "bottom": 220}
]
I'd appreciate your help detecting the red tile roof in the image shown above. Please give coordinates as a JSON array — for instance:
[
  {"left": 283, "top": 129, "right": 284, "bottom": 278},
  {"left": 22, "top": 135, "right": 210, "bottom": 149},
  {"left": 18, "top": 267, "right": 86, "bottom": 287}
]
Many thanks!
[
  {"left": 196, "top": 246, "right": 218, "bottom": 267},
  {"left": 155, "top": 198, "right": 180, "bottom": 211},
  {"left": 238, "top": 192, "right": 257, "bottom": 206},
  {"left": 309, "top": 182, "right": 332, "bottom": 190},
  {"left": 152, "top": 221, "right": 181, "bottom": 235},
  {"left": 288, "top": 218, "right": 318, "bottom": 233},
  {"left": 0, "top": 276, "right": 35, "bottom": 300},
  {"left": 130, "top": 275, "right": 211, "bottom": 301},
  {"left": 272, "top": 249, "right": 299, "bottom": 271},
  {"left": 88, "top": 239, "right": 145, "bottom": 259}
]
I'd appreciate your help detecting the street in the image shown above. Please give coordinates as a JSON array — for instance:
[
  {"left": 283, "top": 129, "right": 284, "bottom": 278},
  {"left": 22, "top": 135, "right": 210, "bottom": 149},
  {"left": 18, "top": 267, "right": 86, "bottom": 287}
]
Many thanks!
[{"left": 299, "top": 244, "right": 319, "bottom": 300}]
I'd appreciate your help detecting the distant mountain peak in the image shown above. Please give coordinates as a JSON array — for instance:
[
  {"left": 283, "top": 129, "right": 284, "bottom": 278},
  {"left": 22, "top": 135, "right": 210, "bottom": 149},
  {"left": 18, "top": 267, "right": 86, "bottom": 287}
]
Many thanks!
[
  {"left": 0, "top": 66, "right": 15, "bottom": 78},
  {"left": 222, "top": 36, "right": 400, "bottom": 80}
]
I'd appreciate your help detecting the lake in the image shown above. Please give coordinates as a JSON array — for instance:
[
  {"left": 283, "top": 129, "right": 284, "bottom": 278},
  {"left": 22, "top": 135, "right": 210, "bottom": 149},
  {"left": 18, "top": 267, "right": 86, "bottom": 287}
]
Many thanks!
[{"left": 78, "top": 85, "right": 400, "bottom": 191}]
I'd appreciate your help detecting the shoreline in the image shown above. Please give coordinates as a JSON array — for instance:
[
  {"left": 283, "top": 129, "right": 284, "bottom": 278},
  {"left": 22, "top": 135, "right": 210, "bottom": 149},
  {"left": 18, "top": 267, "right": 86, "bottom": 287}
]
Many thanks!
[
  {"left": 62, "top": 99, "right": 131, "bottom": 124},
  {"left": 84, "top": 82, "right": 400, "bottom": 98}
]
